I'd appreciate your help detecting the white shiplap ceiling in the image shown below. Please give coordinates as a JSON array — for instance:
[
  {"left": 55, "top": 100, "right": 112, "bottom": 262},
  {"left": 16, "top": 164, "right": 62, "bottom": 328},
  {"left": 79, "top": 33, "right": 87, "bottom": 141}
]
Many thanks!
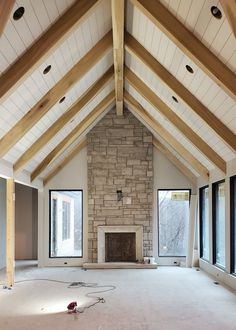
[{"left": 0, "top": 0, "right": 235, "bottom": 184}]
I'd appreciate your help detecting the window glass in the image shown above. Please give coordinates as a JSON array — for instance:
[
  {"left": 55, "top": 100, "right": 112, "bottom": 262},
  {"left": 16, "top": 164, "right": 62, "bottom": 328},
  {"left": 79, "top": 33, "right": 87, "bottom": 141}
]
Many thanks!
[
  {"left": 158, "top": 190, "right": 190, "bottom": 257},
  {"left": 231, "top": 176, "right": 236, "bottom": 274},
  {"left": 200, "top": 186, "right": 209, "bottom": 261},
  {"left": 49, "top": 190, "right": 82, "bottom": 258}
]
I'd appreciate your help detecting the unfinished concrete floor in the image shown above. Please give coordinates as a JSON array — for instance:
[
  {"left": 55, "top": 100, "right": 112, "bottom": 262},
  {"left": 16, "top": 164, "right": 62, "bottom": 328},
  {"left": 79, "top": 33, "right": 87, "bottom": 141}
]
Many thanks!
[{"left": 0, "top": 261, "right": 236, "bottom": 330}]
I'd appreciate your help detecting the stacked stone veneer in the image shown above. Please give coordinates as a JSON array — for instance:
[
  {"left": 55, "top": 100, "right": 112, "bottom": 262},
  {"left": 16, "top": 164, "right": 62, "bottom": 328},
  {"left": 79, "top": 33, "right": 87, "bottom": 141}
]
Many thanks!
[{"left": 87, "top": 108, "right": 153, "bottom": 262}]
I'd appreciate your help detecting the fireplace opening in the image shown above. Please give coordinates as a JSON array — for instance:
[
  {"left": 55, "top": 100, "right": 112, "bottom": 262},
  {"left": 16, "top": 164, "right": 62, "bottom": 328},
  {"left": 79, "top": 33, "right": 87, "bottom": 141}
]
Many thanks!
[{"left": 105, "top": 233, "right": 136, "bottom": 262}]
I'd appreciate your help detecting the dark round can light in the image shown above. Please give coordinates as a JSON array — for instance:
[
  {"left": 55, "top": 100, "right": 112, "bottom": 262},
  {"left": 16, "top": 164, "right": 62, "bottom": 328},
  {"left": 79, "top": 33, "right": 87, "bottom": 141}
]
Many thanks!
[
  {"left": 13, "top": 7, "right": 25, "bottom": 20},
  {"left": 172, "top": 96, "right": 178, "bottom": 103},
  {"left": 211, "top": 6, "right": 222, "bottom": 19},
  {"left": 185, "top": 64, "right": 194, "bottom": 74},
  {"left": 59, "top": 96, "right": 66, "bottom": 104},
  {"left": 43, "top": 65, "right": 51, "bottom": 75}
]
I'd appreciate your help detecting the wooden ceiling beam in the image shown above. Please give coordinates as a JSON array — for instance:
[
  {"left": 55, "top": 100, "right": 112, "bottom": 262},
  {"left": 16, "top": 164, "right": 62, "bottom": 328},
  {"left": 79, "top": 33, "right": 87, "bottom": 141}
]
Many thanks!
[
  {"left": 43, "top": 139, "right": 87, "bottom": 186},
  {"left": 125, "top": 32, "right": 236, "bottom": 152},
  {"left": 130, "top": 0, "right": 236, "bottom": 101},
  {"left": 0, "top": 0, "right": 100, "bottom": 101},
  {"left": 0, "top": 0, "right": 15, "bottom": 36},
  {"left": 220, "top": 0, "right": 236, "bottom": 38},
  {"left": 0, "top": 31, "right": 112, "bottom": 158},
  {"left": 125, "top": 68, "right": 226, "bottom": 173},
  {"left": 153, "top": 138, "right": 197, "bottom": 185},
  {"left": 124, "top": 91, "right": 209, "bottom": 180},
  {"left": 111, "top": 0, "right": 124, "bottom": 116},
  {"left": 14, "top": 66, "right": 114, "bottom": 173},
  {"left": 31, "top": 91, "right": 115, "bottom": 181}
]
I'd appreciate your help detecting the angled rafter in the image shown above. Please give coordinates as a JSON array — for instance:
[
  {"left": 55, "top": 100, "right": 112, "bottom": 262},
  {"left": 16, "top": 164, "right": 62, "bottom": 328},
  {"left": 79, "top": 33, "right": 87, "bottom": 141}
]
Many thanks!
[
  {"left": 31, "top": 91, "right": 115, "bottom": 181},
  {"left": 153, "top": 138, "right": 197, "bottom": 185},
  {"left": 14, "top": 66, "right": 114, "bottom": 173},
  {"left": 0, "top": 31, "right": 112, "bottom": 158},
  {"left": 125, "top": 67, "right": 226, "bottom": 173},
  {"left": 125, "top": 32, "right": 236, "bottom": 152},
  {"left": 0, "top": 0, "right": 15, "bottom": 36},
  {"left": 124, "top": 91, "right": 209, "bottom": 179},
  {"left": 130, "top": 0, "right": 236, "bottom": 101},
  {"left": 111, "top": 0, "right": 124, "bottom": 116},
  {"left": 43, "top": 139, "right": 87, "bottom": 186},
  {"left": 0, "top": 0, "right": 100, "bottom": 101},
  {"left": 220, "top": 0, "right": 236, "bottom": 38}
]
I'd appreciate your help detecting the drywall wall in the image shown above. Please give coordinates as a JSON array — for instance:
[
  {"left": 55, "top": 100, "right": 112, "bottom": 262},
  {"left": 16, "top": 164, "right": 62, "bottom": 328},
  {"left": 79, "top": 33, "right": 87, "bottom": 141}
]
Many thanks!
[
  {"left": 15, "top": 183, "right": 38, "bottom": 260},
  {"left": 40, "top": 147, "right": 88, "bottom": 267},
  {"left": 0, "top": 177, "right": 6, "bottom": 269}
]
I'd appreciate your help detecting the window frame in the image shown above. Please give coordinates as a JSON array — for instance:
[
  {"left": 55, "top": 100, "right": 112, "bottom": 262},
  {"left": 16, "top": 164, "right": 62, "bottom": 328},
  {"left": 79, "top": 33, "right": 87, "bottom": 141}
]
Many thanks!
[
  {"left": 199, "top": 185, "right": 209, "bottom": 261},
  {"left": 230, "top": 176, "right": 236, "bottom": 275},
  {"left": 212, "top": 180, "right": 225, "bottom": 269},
  {"left": 157, "top": 188, "right": 191, "bottom": 258},
  {"left": 49, "top": 189, "right": 83, "bottom": 259}
]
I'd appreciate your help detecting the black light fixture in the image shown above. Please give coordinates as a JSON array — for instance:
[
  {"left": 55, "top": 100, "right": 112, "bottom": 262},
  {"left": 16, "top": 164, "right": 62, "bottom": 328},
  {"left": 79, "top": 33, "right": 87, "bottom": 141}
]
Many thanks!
[
  {"left": 117, "top": 190, "right": 123, "bottom": 201},
  {"left": 211, "top": 6, "right": 222, "bottom": 19},
  {"left": 172, "top": 96, "right": 178, "bottom": 103},
  {"left": 185, "top": 64, "right": 194, "bottom": 74},
  {"left": 13, "top": 7, "right": 25, "bottom": 20},
  {"left": 59, "top": 96, "right": 66, "bottom": 104},
  {"left": 43, "top": 65, "right": 51, "bottom": 75}
]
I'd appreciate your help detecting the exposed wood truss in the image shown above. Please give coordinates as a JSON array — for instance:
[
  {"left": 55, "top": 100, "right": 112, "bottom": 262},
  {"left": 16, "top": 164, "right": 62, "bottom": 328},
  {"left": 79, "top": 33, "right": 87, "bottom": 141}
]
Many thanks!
[
  {"left": 124, "top": 91, "right": 209, "bottom": 179},
  {"left": 6, "top": 178, "right": 15, "bottom": 287},
  {"left": 0, "top": 31, "right": 112, "bottom": 158},
  {"left": 125, "top": 32, "right": 236, "bottom": 152},
  {"left": 220, "top": 0, "right": 236, "bottom": 38},
  {"left": 31, "top": 91, "right": 115, "bottom": 181},
  {"left": 125, "top": 67, "right": 226, "bottom": 173},
  {"left": 0, "top": 0, "right": 100, "bottom": 101},
  {"left": 130, "top": 0, "right": 236, "bottom": 101},
  {"left": 0, "top": 0, "right": 15, "bottom": 36},
  {"left": 153, "top": 138, "right": 197, "bottom": 185},
  {"left": 14, "top": 66, "right": 114, "bottom": 173},
  {"left": 43, "top": 139, "right": 87, "bottom": 186},
  {"left": 111, "top": 0, "right": 125, "bottom": 116}
]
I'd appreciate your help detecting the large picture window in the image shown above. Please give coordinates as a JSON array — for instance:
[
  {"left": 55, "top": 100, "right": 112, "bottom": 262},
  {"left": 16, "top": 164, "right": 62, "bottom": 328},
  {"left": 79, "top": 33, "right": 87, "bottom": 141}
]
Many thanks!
[
  {"left": 199, "top": 186, "right": 209, "bottom": 261},
  {"left": 158, "top": 189, "right": 190, "bottom": 257},
  {"left": 212, "top": 181, "right": 225, "bottom": 268},
  {"left": 230, "top": 176, "right": 236, "bottom": 274},
  {"left": 49, "top": 190, "right": 83, "bottom": 258}
]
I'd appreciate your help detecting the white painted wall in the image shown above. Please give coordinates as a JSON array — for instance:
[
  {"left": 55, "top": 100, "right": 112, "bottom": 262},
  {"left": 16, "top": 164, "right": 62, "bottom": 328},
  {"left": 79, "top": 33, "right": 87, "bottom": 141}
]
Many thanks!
[
  {"left": 0, "top": 177, "right": 6, "bottom": 269},
  {"left": 153, "top": 149, "right": 197, "bottom": 266},
  {"left": 39, "top": 147, "right": 88, "bottom": 267},
  {"left": 198, "top": 158, "right": 236, "bottom": 290}
]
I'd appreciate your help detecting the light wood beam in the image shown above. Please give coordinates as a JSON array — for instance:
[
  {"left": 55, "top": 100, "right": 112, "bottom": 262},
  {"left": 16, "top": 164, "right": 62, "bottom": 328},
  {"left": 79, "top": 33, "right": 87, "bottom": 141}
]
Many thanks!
[
  {"left": 0, "top": 0, "right": 15, "bottom": 36},
  {"left": 6, "top": 178, "right": 15, "bottom": 288},
  {"left": 130, "top": 0, "right": 236, "bottom": 101},
  {"left": 31, "top": 91, "right": 115, "bottom": 181},
  {"left": 153, "top": 138, "right": 197, "bottom": 185},
  {"left": 111, "top": 0, "right": 124, "bottom": 116},
  {"left": 14, "top": 66, "right": 114, "bottom": 173},
  {"left": 0, "top": 0, "right": 100, "bottom": 101},
  {"left": 124, "top": 91, "right": 209, "bottom": 179},
  {"left": 220, "top": 0, "right": 236, "bottom": 38},
  {"left": 0, "top": 31, "right": 112, "bottom": 158},
  {"left": 125, "top": 68, "right": 226, "bottom": 173},
  {"left": 125, "top": 32, "right": 236, "bottom": 152},
  {"left": 43, "top": 139, "right": 87, "bottom": 186}
]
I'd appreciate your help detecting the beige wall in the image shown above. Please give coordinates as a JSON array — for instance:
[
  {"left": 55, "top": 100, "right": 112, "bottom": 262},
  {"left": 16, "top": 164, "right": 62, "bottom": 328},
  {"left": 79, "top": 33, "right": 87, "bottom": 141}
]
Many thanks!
[
  {"left": 0, "top": 177, "right": 6, "bottom": 269},
  {"left": 15, "top": 183, "right": 38, "bottom": 260}
]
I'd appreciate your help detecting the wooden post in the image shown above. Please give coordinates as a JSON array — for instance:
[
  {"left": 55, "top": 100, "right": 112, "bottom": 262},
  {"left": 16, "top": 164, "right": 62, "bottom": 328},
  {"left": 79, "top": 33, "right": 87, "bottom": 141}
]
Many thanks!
[{"left": 6, "top": 178, "right": 15, "bottom": 287}]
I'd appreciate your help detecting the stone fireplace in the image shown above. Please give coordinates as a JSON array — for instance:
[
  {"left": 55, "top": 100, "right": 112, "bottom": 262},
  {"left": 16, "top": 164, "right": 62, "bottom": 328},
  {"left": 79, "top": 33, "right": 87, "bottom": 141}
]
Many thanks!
[{"left": 87, "top": 108, "right": 153, "bottom": 262}]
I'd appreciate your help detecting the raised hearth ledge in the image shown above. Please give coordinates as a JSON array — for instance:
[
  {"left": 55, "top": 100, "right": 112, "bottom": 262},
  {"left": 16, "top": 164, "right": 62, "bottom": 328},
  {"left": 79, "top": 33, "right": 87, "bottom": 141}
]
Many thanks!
[
  {"left": 82, "top": 262, "right": 157, "bottom": 269},
  {"left": 97, "top": 225, "right": 143, "bottom": 263}
]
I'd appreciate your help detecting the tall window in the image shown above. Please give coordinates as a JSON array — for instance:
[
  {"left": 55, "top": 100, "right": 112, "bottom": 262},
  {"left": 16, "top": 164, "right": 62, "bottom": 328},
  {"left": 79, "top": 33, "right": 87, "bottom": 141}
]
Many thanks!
[
  {"left": 158, "top": 190, "right": 190, "bottom": 257},
  {"left": 199, "top": 186, "right": 209, "bottom": 261},
  {"left": 49, "top": 190, "right": 83, "bottom": 258},
  {"left": 213, "top": 181, "right": 225, "bottom": 268},
  {"left": 231, "top": 176, "right": 236, "bottom": 274}
]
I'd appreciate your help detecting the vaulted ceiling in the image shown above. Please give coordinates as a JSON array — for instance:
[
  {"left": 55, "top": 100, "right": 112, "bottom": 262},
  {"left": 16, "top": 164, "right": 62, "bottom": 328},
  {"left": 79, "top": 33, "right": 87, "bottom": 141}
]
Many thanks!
[{"left": 0, "top": 0, "right": 235, "bottom": 186}]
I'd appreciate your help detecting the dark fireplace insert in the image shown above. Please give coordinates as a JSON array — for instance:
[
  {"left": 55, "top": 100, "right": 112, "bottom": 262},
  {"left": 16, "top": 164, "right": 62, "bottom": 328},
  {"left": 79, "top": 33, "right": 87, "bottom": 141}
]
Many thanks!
[{"left": 105, "top": 232, "right": 136, "bottom": 262}]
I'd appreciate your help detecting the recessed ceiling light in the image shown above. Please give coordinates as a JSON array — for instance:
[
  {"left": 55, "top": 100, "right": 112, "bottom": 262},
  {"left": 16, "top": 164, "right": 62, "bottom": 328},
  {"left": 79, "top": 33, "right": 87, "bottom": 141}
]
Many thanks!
[
  {"left": 59, "top": 96, "right": 66, "bottom": 104},
  {"left": 185, "top": 64, "right": 194, "bottom": 74},
  {"left": 172, "top": 96, "right": 178, "bottom": 103},
  {"left": 13, "top": 7, "right": 25, "bottom": 20},
  {"left": 43, "top": 65, "right": 51, "bottom": 75},
  {"left": 211, "top": 6, "right": 222, "bottom": 19}
]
